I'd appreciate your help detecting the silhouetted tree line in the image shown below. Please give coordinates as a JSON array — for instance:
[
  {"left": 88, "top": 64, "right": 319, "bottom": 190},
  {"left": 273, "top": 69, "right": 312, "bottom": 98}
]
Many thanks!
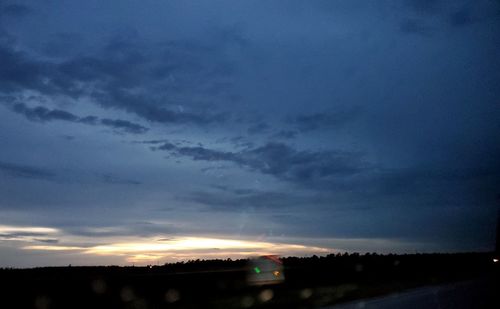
[{"left": 0, "top": 252, "right": 497, "bottom": 309}]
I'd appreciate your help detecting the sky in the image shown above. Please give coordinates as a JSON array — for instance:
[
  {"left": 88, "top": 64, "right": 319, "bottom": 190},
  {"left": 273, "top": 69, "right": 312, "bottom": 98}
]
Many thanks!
[{"left": 0, "top": 0, "right": 499, "bottom": 267}]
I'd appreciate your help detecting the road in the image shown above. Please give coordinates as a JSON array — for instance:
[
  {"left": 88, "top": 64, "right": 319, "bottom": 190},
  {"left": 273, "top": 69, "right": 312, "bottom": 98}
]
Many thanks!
[{"left": 328, "top": 278, "right": 499, "bottom": 309}]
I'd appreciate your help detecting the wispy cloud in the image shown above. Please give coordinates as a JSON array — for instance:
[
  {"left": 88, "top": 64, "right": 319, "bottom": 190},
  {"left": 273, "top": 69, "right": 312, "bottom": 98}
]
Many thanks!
[
  {"left": 7, "top": 102, "right": 149, "bottom": 134},
  {"left": 99, "top": 174, "right": 142, "bottom": 185},
  {"left": 152, "top": 141, "right": 369, "bottom": 187},
  {"left": 99, "top": 118, "right": 149, "bottom": 134},
  {"left": 0, "top": 161, "right": 55, "bottom": 180},
  {"left": 0, "top": 28, "right": 237, "bottom": 128},
  {"left": 287, "top": 107, "right": 359, "bottom": 133},
  {"left": 0, "top": 225, "right": 59, "bottom": 243}
]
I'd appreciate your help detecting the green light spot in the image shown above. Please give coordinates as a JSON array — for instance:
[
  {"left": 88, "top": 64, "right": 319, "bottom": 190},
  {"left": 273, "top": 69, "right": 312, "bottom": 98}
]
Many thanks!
[{"left": 254, "top": 267, "right": 261, "bottom": 274}]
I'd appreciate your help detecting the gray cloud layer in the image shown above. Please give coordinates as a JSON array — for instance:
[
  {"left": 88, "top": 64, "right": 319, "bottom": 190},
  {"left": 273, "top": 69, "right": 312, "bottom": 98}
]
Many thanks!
[
  {"left": 0, "top": 0, "right": 499, "bottom": 265},
  {"left": 8, "top": 102, "right": 149, "bottom": 134},
  {"left": 153, "top": 141, "right": 368, "bottom": 187},
  {"left": 0, "top": 161, "right": 54, "bottom": 180},
  {"left": 0, "top": 27, "right": 234, "bottom": 128}
]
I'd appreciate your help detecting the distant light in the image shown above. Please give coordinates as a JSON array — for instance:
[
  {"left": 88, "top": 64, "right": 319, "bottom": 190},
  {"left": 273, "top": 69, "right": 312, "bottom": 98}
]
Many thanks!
[
  {"left": 273, "top": 270, "right": 280, "bottom": 277},
  {"left": 299, "top": 288, "right": 313, "bottom": 299},
  {"left": 493, "top": 258, "right": 499, "bottom": 263},
  {"left": 165, "top": 289, "right": 180, "bottom": 303},
  {"left": 258, "top": 289, "right": 274, "bottom": 302},
  {"left": 254, "top": 267, "right": 261, "bottom": 274}
]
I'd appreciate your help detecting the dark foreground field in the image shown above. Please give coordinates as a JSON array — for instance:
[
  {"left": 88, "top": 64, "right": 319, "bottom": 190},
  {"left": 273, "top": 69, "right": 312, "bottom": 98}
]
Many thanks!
[{"left": 1, "top": 253, "right": 498, "bottom": 309}]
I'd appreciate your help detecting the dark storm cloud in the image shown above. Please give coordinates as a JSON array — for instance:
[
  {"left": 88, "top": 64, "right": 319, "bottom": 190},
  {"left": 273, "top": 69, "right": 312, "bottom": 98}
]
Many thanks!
[
  {"left": 7, "top": 102, "right": 149, "bottom": 134},
  {"left": 0, "top": 161, "right": 55, "bottom": 180},
  {"left": 399, "top": 19, "right": 433, "bottom": 35},
  {"left": 0, "top": 159, "right": 145, "bottom": 186},
  {"left": 447, "top": 2, "right": 499, "bottom": 28},
  {"left": 247, "top": 143, "right": 367, "bottom": 183},
  {"left": 11, "top": 103, "right": 79, "bottom": 122},
  {"left": 60, "top": 135, "right": 75, "bottom": 141},
  {"left": 404, "top": 0, "right": 499, "bottom": 28},
  {"left": 186, "top": 184, "right": 339, "bottom": 212},
  {"left": 132, "top": 139, "right": 168, "bottom": 145},
  {"left": 406, "top": 0, "right": 440, "bottom": 13},
  {"left": 184, "top": 190, "right": 309, "bottom": 210},
  {"left": 227, "top": 136, "right": 255, "bottom": 149},
  {"left": 247, "top": 122, "right": 270, "bottom": 135},
  {"left": 0, "top": 45, "right": 49, "bottom": 94},
  {"left": 100, "top": 119, "right": 148, "bottom": 134},
  {"left": 1, "top": 3, "right": 32, "bottom": 17},
  {"left": 449, "top": 6, "right": 474, "bottom": 27},
  {"left": 78, "top": 116, "right": 98, "bottom": 125},
  {"left": 153, "top": 141, "right": 368, "bottom": 187},
  {"left": 56, "top": 48, "right": 147, "bottom": 86},
  {"left": 91, "top": 89, "right": 228, "bottom": 126},
  {"left": 0, "top": 29, "right": 235, "bottom": 128},
  {"left": 186, "top": 161, "right": 499, "bottom": 214},
  {"left": 100, "top": 174, "right": 142, "bottom": 185},
  {"left": 77, "top": 35, "right": 235, "bottom": 125},
  {"left": 210, "top": 184, "right": 256, "bottom": 196},
  {"left": 272, "top": 130, "right": 298, "bottom": 140},
  {"left": 43, "top": 33, "right": 84, "bottom": 57},
  {"left": 0, "top": 34, "right": 87, "bottom": 97},
  {"left": 155, "top": 142, "right": 238, "bottom": 161},
  {"left": 289, "top": 107, "right": 359, "bottom": 132},
  {"left": 360, "top": 167, "right": 500, "bottom": 207},
  {"left": 0, "top": 0, "right": 499, "bottom": 263}
]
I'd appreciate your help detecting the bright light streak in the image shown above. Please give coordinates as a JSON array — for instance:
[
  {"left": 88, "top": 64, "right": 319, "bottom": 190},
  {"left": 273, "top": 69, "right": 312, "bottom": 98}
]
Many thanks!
[
  {"left": 0, "top": 225, "right": 59, "bottom": 234},
  {"left": 86, "top": 237, "right": 263, "bottom": 254},
  {"left": 23, "top": 245, "right": 83, "bottom": 251},
  {"left": 85, "top": 237, "right": 329, "bottom": 255},
  {"left": 493, "top": 258, "right": 499, "bottom": 263},
  {"left": 22, "top": 236, "right": 331, "bottom": 263}
]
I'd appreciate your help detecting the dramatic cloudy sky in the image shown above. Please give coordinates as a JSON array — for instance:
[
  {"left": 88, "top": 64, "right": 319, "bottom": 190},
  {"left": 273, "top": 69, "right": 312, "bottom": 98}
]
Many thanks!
[{"left": 1, "top": 0, "right": 499, "bottom": 267}]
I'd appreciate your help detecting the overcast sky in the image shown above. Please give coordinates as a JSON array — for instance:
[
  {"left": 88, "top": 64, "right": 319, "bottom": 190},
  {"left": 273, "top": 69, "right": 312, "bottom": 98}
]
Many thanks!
[{"left": 0, "top": 0, "right": 499, "bottom": 267}]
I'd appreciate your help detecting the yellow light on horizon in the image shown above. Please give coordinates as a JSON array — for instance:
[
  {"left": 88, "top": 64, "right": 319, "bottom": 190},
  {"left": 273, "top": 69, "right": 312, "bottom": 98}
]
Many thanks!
[
  {"left": 87, "top": 237, "right": 261, "bottom": 253},
  {"left": 21, "top": 236, "right": 331, "bottom": 264},
  {"left": 84, "top": 237, "right": 328, "bottom": 255},
  {"left": 23, "top": 245, "right": 83, "bottom": 251}
]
